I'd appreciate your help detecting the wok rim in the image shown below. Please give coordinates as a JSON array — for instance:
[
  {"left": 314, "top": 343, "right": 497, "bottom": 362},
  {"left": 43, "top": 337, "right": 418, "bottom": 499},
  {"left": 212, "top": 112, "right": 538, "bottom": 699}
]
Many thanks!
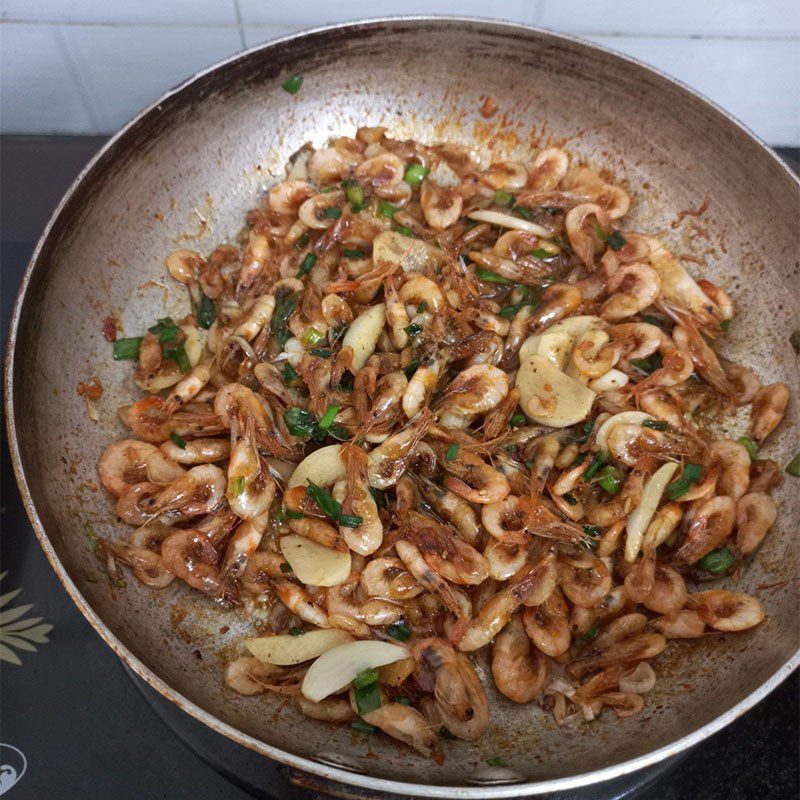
[{"left": 5, "top": 15, "right": 799, "bottom": 798}]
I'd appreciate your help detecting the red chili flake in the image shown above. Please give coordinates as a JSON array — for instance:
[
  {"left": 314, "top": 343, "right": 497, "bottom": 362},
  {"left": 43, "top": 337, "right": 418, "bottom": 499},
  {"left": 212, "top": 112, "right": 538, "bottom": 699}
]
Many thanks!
[
  {"left": 76, "top": 376, "right": 104, "bottom": 400},
  {"left": 102, "top": 316, "right": 117, "bottom": 342},
  {"left": 480, "top": 96, "right": 498, "bottom": 118}
]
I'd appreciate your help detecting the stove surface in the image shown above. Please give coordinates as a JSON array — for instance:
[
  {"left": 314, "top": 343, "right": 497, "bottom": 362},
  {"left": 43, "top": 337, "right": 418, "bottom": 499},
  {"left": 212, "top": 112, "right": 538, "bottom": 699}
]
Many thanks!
[{"left": 1, "top": 136, "right": 797, "bottom": 800}]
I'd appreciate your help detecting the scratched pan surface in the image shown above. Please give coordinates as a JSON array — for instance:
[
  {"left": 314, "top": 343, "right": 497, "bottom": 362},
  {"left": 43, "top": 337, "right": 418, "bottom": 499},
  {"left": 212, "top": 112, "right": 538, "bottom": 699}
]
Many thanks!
[{"left": 6, "top": 17, "right": 800, "bottom": 799}]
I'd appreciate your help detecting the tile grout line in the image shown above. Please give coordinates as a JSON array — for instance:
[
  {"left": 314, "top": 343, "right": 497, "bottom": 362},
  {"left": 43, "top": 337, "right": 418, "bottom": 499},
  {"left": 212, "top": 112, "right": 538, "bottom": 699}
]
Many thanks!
[
  {"left": 232, "top": 0, "right": 247, "bottom": 50},
  {"left": 53, "top": 24, "right": 103, "bottom": 134}
]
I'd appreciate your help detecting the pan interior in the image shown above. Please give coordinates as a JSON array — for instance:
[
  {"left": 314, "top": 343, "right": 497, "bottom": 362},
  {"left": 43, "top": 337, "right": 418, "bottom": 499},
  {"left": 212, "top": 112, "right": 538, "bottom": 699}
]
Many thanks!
[{"left": 9, "top": 19, "right": 799, "bottom": 794}]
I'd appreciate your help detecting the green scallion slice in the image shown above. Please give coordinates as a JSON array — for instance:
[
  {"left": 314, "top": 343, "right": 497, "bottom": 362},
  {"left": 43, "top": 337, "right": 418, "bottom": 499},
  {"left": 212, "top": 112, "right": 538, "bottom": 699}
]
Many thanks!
[
  {"left": 317, "top": 404, "right": 339, "bottom": 430},
  {"left": 698, "top": 547, "right": 736, "bottom": 575},
  {"left": 386, "top": 622, "right": 411, "bottom": 642},
  {"left": 403, "top": 359, "right": 420, "bottom": 379},
  {"left": 404, "top": 163, "right": 429, "bottom": 185},
  {"left": 582, "top": 621, "right": 600, "bottom": 642},
  {"left": 282, "top": 363, "right": 298, "bottom": 384},
  {"left": 445, "top": 443, "right": 460, "bottom": 461},
  {"left": 643, "top": 419, "right": 669, "bottom": 431},
  {"left": 284, "top": 407, "right": 318, "bottom": 438},
  {"left": 607, "top": 230, "right": 626, "bottom": 250},
  {"left": 297, "top": 252, "right": 317, "bottom": 277},
  {"left": 342, "top": 180, "right": 365, "bottom": 207},
  {"left": 511, "top": 205, "right": 532, "bottom": 220},
  {"left": 404, "top": 323, "right": 423, "bottom": 337},
  {"left": 112, "top": 336, "right": 143, "bottom": 361},
  {"left": 163, "top": 341, "right": 191, "bottom": 372},
  {"left": 394, "top": 224, "right": 417, "bottom": 238},
  {"left": 786, "top": 452, "right": 800, "bottom": 477},
  {"left": 288, "top": 626, "right": 305, "bottom": 635},
  {"left": 323, "top": 206, "right": 342, "bottom": 220},
  {"left": 169, "top": 432, "right": 186, "bottom": 449},
  {"left": 310, "top": 347, "right": 333, "bottom": 358},
  {"left": 377, "top": 200, "right": 398, "bottom": 219},
  {"left": 306, "top": 481, "right": 343, "bottom": 522},
  {"left": 229, "top": 476, "right": 245, "bottom": 498},
  {"left": 282, "top": 74, "right": 303, "bottom": 94},
  {"left": 351, "top": 721, "right": 376, "bottom": 735},
  {"left": 270, "top": 292, "right": 298, "bottom": 347},
  {"left": 597, "top": 466, "right": 622, "bottom": 495},
  {"left": 302, "top": 327, "right": 324, "bottom": 347},
  {"left": 475, "top": 266, "right": 513, "bottom": 285},
  {"left": 583, "top": 451, "right": 608, "bottom": 480},
  {"left": 494, "top": 189, "right": 514, "bottom": 206},
  {"left": 197, "top": 292, "right": 215, "bottom": 329},
  {"left": 509, "top": 413, "right": 526, "bottom": 427},
  {"left": 737, "top": 436, "right": 757, "bottom": 461},
  {"left": 666, "top": 463, "right": 703, "bottom": 500},
  {"left": 343, "top": 248, "right": 366, "bottom": 259}
]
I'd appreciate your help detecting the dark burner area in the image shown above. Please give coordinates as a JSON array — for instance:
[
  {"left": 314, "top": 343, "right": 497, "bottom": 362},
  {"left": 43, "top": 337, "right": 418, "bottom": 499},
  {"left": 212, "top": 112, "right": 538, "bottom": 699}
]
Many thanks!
[{"left": 1, "top": 137, "right": 797, "bottom": 800}]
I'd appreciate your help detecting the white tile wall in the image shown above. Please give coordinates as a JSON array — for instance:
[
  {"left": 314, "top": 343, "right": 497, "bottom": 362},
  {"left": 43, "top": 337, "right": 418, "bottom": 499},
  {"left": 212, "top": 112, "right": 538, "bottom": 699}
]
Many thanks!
[{"left": 1, "top": 0, "right": 798, "bottom": 144}]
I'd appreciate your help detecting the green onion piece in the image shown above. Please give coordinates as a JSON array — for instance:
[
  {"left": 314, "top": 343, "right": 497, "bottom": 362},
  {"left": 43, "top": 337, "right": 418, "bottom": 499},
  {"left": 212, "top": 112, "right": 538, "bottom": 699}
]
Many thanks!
[
  {"left": 320, "top": 185, "right": 337, "bottom": 194},
  {"left": 342, "top": 180, "right": 365, "bottom": 207},
  {"left": 666, "top": 463, "right": 703, "bottom": 500},
  {"left": 445, "top": 443, "right": 460, "bottom": 461},
  {"left": 475, "top": 266, "right": 513, "bottom": 285},
  {"left": 386, "top": 622, "right": 411, "bottom": 642},
  {"left": 583, "top": 452, "right": 608, "bottom": 480},
  {"left": 310, "top": 347, "right": 333, "bottom": 358},
  {"left": 643, "top": 419, "right": 669, "bottom": 431},
  {"left": 511, "top": 205, "right": 532, "bottom": 220},
  {"left": 529, "top": 248, "right": 552, "bottom": 259},
  {"left": 148, "top": 316, "right": 175, "bottom": 335},
  {"left": 607, "top": 230, "right": 626, "bottom": 251},
  {"left": 284, "top": 407, "right": 318, "bottom": 438},
  {"left": 351, "top": 721, "right": 376, "bottom": 735},
  {"left": 282, "top": 74, "right": 303, "bottom": 94},
  {"left": 323, "top": 206, "right": 342, "bottom": 220},
  {"left": 597, "top": 466, "right": 622, "bottom": 495},
  {"left": 438, "top": 727, "right": 456, "bottom": 740},
  {"left": 583, "top": 525, "right": 601, "bottom": 538},
  {"left": 198, "top": 292, "right": 215, "bottom": 329},
  {"left": 317, "top": 404, "right": 339, "bottom": 430},
  {"left": 271, "top": 292, "right": 298, "bottom": 346},
  {"left": 582, "top": 621, "right": 600, "bottom": 642},
  {"left": 486, "top": 757, "right": 508, "bottom": 768},
  {"left": 631, "top": 353, "right": 663, "bottom": 374},
  {"left": 494, "top": 189, "right": 514, "bottom": 206},
  {"left": 404, "top": 163, "right": 429, "bottom": 185},
  {"left": 370, "top": 487, "right": 387, "bottom": 509},
  {"left": 280, "top": 563, "right": 293, "bottom": 574},
  {"left": 285, "top": 509, "right": 304, "bottom": 520},
  {"left": 170, "top": 432, "right": 187, "bottom": 450},
  {"left": 737, "top": 436, "right": 757, "bottom": 461},
  {"left": 395, "top": 224, "right": 417, "bottom": 238},
  {"left": 698, "top": 547, "right": 736, "bottom": 575},
  {"left": 306, "top": 481, "right": 343, "bottom": 522},
  {"left": 282, "top": 363, "right": 298, "bottom": 384},
  {"left": 297, "top": 252, "right": 317, "bottom": 277},
  {"left": 288, "top": 626, "right": 305, "bottom": 635},
  {"left": 296, "top": 232, "right": 311, "bottom": 247},
  {"left": 350, "top": 201, "right": 368, "bottom": 213},
  {"left": 353, "top": 668, "right": 379, "bottom": 689},
  {"left": 509, "top": 413, "right": 526, "bottom": 427},
  {"left": 377, "top": 200, "right": 398, "bottom": 219},
  {"left": 354, "top": 683, "right": 381, "bottom": 715},
  {"left": 326, "top": 423, "right": 351, "bottom": 441},
  {"left": 562, "top": 492, "right": 578, "bottom": 506},
  {"left": 112, "top": 336, "right": 143, "bottom": 361},
  {"left": 404, "top": 323, "right": 423, "bottom": 337},
  {"left": 229, "top": 476, "right": 245, "bottom": 498},
  {"left": 720, "top": 319, "right": 731, "bottom": 331},
  {"left": 163, "top": 341, "right": 191, "bottom": 372},
  {"left": 578, "top": 419, "right": 595, "bottom": 443},
  {"left": 641, "top": 314, "right": 667, "bottom": 329},
  {"left": 786, "top": 452, "right": 800, "bottom": 477},
  {"left": 302, "top": 327, "right": 324, "bottom": 347},
  {"left": 339, "top": 513, "right": 363, "bottom": 528},
  {"left": 417, "top": 301, "right": 428, "bottom": 313},
  {"left": 343, "top": 248, "right": 366, "bottom": 259},
  {"left": 396, "top": 697, "right": 411, "bottom": 706},
  {"left": 403, "top": 359, "right": 420, "bottom": 379},
  {"left": 592, "top": 219, "right": 608, "bottom": 240}
]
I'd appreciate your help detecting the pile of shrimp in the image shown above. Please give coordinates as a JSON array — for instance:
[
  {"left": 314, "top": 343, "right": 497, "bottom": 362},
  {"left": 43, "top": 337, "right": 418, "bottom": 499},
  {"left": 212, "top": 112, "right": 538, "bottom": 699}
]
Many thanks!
[{"left": 97, "top": 127, "right": 792, "bottom": 759}]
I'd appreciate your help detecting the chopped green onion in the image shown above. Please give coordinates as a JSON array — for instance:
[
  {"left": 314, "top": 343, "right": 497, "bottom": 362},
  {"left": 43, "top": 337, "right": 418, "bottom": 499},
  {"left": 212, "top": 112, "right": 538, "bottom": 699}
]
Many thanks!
[
  {"left": 562, "top": 492, "right": 578, "bottom": 506},
  {"left": 386, "top": 622, "right": 411, "bottom": 642},
  {"left": 353, "top": 668, "right": 379, "bottom": 689},
  {"left": 229, "top": 476, "right": 245, "bottom": 498},
  {"left": 323, "top": 206, "right": 342, "bottom": 220},
  {"left": 170, "top": 432, "right": 187, "bottom": 449},
  {"left": 318, "top": 404, "right": 339, "bottom": 430},
  {"left": 445, "top": 443, "right": 460, "bottom": 461},
  {"left": 641, "top": 314, "right": 668, "bottom": 329},
  {"left": 280, "top": 562, "right": 294, "bottom": 574},
  {"left": 282, "top": 74, "right": 303, "bottom": 94},
  {"left": 509, "top": 413, "right": 526, "bottom": 427},
  {"left": 351, "top": 721, "right": 376, "bottom": 735},
  {"left": 631, "top": 353, "right": 663, "bottom": 374},
  {"left": 607, "top": 230, "right": 626, "bottom": 251},
  {"left": 310, "top": 347, "right": 333, "bottom": 358},
  {"left": 582, "top": 621, "right": 600, "bottom": 642},
  {"left": 403, "top": 359, "right": 420, "bottom": 379},
  {"left": 498, "top": 299, "right": 537, "bottom": 318},
  {"left": 737, "top": 436, "right": 757, "bottom": 461},
  {"left": 592, "top": 219, "right": 608, "bottom": 240},
  {"left": 285, "top": 509, "right": 304, "bottom": 520},
  {"left": 320, "top": 185, "right": 337, "bottom": 193},
  {"left": 377, "top": 200, "right": 398, "bottom": 219},
  {"left": 370, "top": 487, "right": 387, "bottom": 509},
  {"left": 396, "top": 697, "right": 411, "bottom": 706},
  {"left": 354, "top": 681, "right": 381, "bottom": 715},
  {"left": 494, "top": 189, "right": 514, "bottom": 206},
  {"left": 282, "top": 363, "right": 298, "bottom": 384},
  {"left": 786, "top": 452, "right": 800, "bottom": 477},
  {"left": 404, "top": 323, "right": 423, "bottom": 337},
  {"left": 578, "top": 419, "right": 595, "bottom": 443},
  {"left": 339, "top": 513, "right": 363, "bottom": 528},
  {"left": 296, "top": 232, "right": 311, "bottom": 247},
  {"left": 583, "top": 452, "right": 608, "bottom": 480},
  {"left": 395, "top": 224, "right": 417, "bottom": 238},
  {"left": 271, "top": 292, "right": 298, "bottom": 346},
  {"left": 438, "top": 727, "right": 456, "bottom": 740},
  {"left": 112, "top": 336, "right": 143, "bottom": 361},
  {"left": 667, "top": 463, "right": 703, "bottom": 500},
  {"left": 198, "top": 293, "right": 216, "bottom": 329},
  {"left": 343, "top": 248, "right": 366, "bottom": 259},
  {"left": 342, "top": 180, "right": 365, "bottom": 207},
  {"left": 327, "top": 423, "right": 351, "bottom": 441},
  {"left": 643, "top": 419, "right": 669, "bottom": 431},
  {"left": 719, "top": 319, "right": 731, "bottom": 331},
  {"left": 288, "top": 626, "right": 305, "bottom": 635},
  {"left": 698, "top": 547, "right": 736, "bottom": 575},
  {"left": 530, "top": 248, "right": 553, "bottom": 259},
  {"left": 583, "top": 525, "right": 601, "bottom": 538},
  {"left": 404, "top": 163, "right": 429, "bottom": 185},
  {"left": 475, "top": 266, "right": 513, "bottom": 285},
  {"left": 148, "top": 316, "right": 177, "bottom": 341},
  {"left": 163, "top": 341, "right": 191, "bottom": 372},
  {"left": 284, "top": 407, "right": 318, "bottom": 438},
  {"left": 297, "top": 252, "right": 317, "bottom": 277},
  {"left": 417, "top": 301, "right": 427, "bottom": 313},
  {"left": 597, "top": 466, "right": 622, "bottom": 495},
  {"left": 306, "top": 481, "right": 344, "bottom": 523},
  {"left": 486, "top": 757, "right": 508, "bottom": 768},
  {"left": 511, "top": 205, "right": 532, "bottom": 220},
  {"left": 302, "top": 327, "right": 325, "bottom": 347}
]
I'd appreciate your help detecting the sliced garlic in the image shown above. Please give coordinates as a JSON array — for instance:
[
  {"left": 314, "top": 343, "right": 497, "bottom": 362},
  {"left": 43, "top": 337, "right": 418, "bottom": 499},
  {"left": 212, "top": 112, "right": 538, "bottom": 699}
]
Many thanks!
[
  {"left": 619, "top": 662, "right": 656, "bottom": 694},
  {"left": 279, "top": 534, "right": 352, "bottom": 587},
  {"left": 625, "top": 462, "right": 679, "bottom": 562},
  {"left": 342, "top": 303, "right": 385, "bottom": 371},
  {"left": 516, "top": 354, "right": 596, "bottom": 428},
  {"left": 245, "top": 629, "right": 353, "bottom": 665},
  {"left": 594, "top": 411, "right": 654, "bottom": 454},
  {"left": 301, "top": 640, "right": 409, "bottom": 702},
  {"left": 519, "top": 315, "right": 606, "bottom": 369},
  {"left": 371, "top": 231, "right": 444, "bottom": 273},
  {"left": 135, "top": 324, "right": 202, "bottom": 392},
  {"left": 589, "top": 368, "right": 629, "bottom": 392},
  {"left": 466, "top": 209, "right": 551, "bottom": 237},
  {"left": 288, "top": 444, "right": 345, "bottom": 489},
  {"left": 645, "top": 237, "right": 717, "bottom": 318}
]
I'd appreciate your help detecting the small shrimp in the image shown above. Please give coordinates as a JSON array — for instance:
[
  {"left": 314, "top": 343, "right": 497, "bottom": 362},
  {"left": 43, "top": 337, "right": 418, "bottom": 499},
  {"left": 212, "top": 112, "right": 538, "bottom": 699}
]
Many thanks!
[
  {"left": 593, "top": 613, "right": 648, "bottom": 649},
  {"left": 492, "top": 613, "right": 550, "bottom": 703},
  {"left": 99, "top": 439, "right": 160, "bottom": 496},
  {"left": 673, "top": 495, "right": 736, "bottom": 566},
  {"left": 399, "top": 276, "right": 445, "bottom": 314},
  {"left": 457, "top": 554, "right": 555, "bottom": 652},
  {"left": 368, "top": 409, "right": 432, "bottom": 488},
  {"left": 629, "top": 344, "right": 694, "bottom": 394},
  {"left": 420, "top": 181, "right": 463, "bottom": 230},
  {"left": 625, "top": 552, "right": 687, "bottom": 614},
  {"left": 643, "top": 501, "right": 682, "bottom": 549},
  {"left": 383, "top": 274, "right": 411, "bottom": 350},
  {"left": 438, "top": 365, "right": 509, "bottom": 416},
  {"left": 225, "top": 657, "right": 303, "bottom": 696},
  {"left": 160, "top": 528, "right": 222, "bottom": 596},
  {"left": 596, "top": 520, "right": 626, "bottom": 557},
  {"left": 722, "top": 361, "right": 761, "bottom": 405},
  {"left": 601, "top": 263, "right": 661, "bottom": 321},
  {"left": 144, "top": 451, "right": 186, "bottom": 485},
  {"left": 480, "top": 160, "right": 528, "bottom": 190},
  {"left": 708, "top": 439, "right": 751, "bottom": 501},
  {"left": 527, "top": 147, "right": 569, "bottom": 191},
  {"left": 238, "top": 231, "right": 270, "bottom": 296},
  {"left": 528, "top": 283, "right": 584, "bottom": 330},
  {"left": 693, "top": 590, "right": 764, "bottom": 632},
  {"left": 327, "top": 585, "right": 405, "bottom": 627},
  {"left": 696, "top": 279, "right": 733, "bottom": 323},
  {"left": 749, "top": 383, "right": 789, "bottom": 443},
  {"left": 483, "top": 538, "right": 528, "bottom": 580},
  {"left": 276, "top": 580, "right": 330, "bottom": 628},
  {"left": 608, "top": 322, "right": 665, "bottom": 361},
  {"left": 417, "top": 477, "right": 481, "bottom": 544},
  {"left": 672, "top": 321, "right": 736, "bottom": 396},
  {"left": 411, "top": 637, "right": 489, "bottom": 740},
  {"left": 240, "top": 551, "right": 286, "bottom": 596},
  {"left": 360, "top": 557, "right": 423, "bottom": 600},
  {"left": 749, "top": 459, "right": 784, "bottom": 495},
  {"left": 606, "top": 423, "right": 686, "bottom": 467},
  {"left": 296, "top": 694, "right": 356, "bottom": 722},
  {"left": 566, "top": 632, "right": 666, "bottom": 680},
  {"left": 651, "top": 609, "right": 706, "bottom": 639},
  {"left": 220, "top": 510, "right": 270, "bottom": 583},
  {"left": 735, "top": 492, "right": 777, "bottom": 555},
  {"left": 98, "top": 538, "right": 174, "bottom": 588},
  {"left": 560, "top": 554, "right": 613, "bottom": 608},
  {"left": 268, "top": 180, "right": 316, "bottom": 215},
  {"left": 358, "top": 699, "right": 439, "bottom": 757},
  {"left": 288, "top": 516, "right": 347, "bottom": 551},
  {"left": 160, "top": 437, "right": 230, "bottom": 464},
  {"left": 234, "top": 293, "right": 275, "bottom": 340},
  {"left": 402, "top": 355, "right": 442, "bottom": 418},
  {"left": 227, "top": 435, "right": 276, "bottom": 520},
  {"left": 598, "top": 692, "right": 644, "bottom": 719},
  {"left": 521, "top": 586, "right": 571, "bottom": 657},
  {"left": 442, "top": 449, "right": 510, "bottom": 505},
  {"left": 164, "top": 362, "right": 212, "bottom": 413},
  {"left": 335, "top": 443, "right": 383, "bottom": 555},
  {"left": 565, "top": 203, "right": 605, "bottom": 267}
]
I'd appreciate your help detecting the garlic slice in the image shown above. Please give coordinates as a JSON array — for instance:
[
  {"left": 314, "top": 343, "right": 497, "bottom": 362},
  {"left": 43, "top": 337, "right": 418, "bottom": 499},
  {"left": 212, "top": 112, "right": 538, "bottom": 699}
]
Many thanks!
[
  {"left": 245, "top": 629, "right": 353, "bottom": 665},
  {"left": 279, "top": 534, "right": 352, "bottom": 587},
  {"left": 516, "top": 355, "right": 596, "bottom": 428},
  {"left": 288, "top": 444, "right": 345, "bottom": 489},
  {"left": 466, "top": 209, "right": 551, "bottom": 237},
  {"left": 342, "top": 303, "right": 385, "bottom": 371},
  {"left": 625, "top": 462, "right": 679, "bottom": 562},
  {"left": 371, "top": 231, "right": 444, "bottom": 273}
]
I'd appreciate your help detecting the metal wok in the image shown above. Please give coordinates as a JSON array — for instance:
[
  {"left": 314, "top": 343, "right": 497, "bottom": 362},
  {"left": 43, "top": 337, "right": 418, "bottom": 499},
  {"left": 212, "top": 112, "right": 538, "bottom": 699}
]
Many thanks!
[{"left": 6, "top": 17, "right": 799, "bottom": 799}]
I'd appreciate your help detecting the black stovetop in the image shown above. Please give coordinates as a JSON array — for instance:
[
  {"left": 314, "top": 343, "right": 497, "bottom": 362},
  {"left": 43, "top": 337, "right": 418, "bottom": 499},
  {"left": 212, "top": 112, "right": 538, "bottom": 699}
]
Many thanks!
[{"left": 1, "top": 136, "right": 797, "bottom": 800}]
